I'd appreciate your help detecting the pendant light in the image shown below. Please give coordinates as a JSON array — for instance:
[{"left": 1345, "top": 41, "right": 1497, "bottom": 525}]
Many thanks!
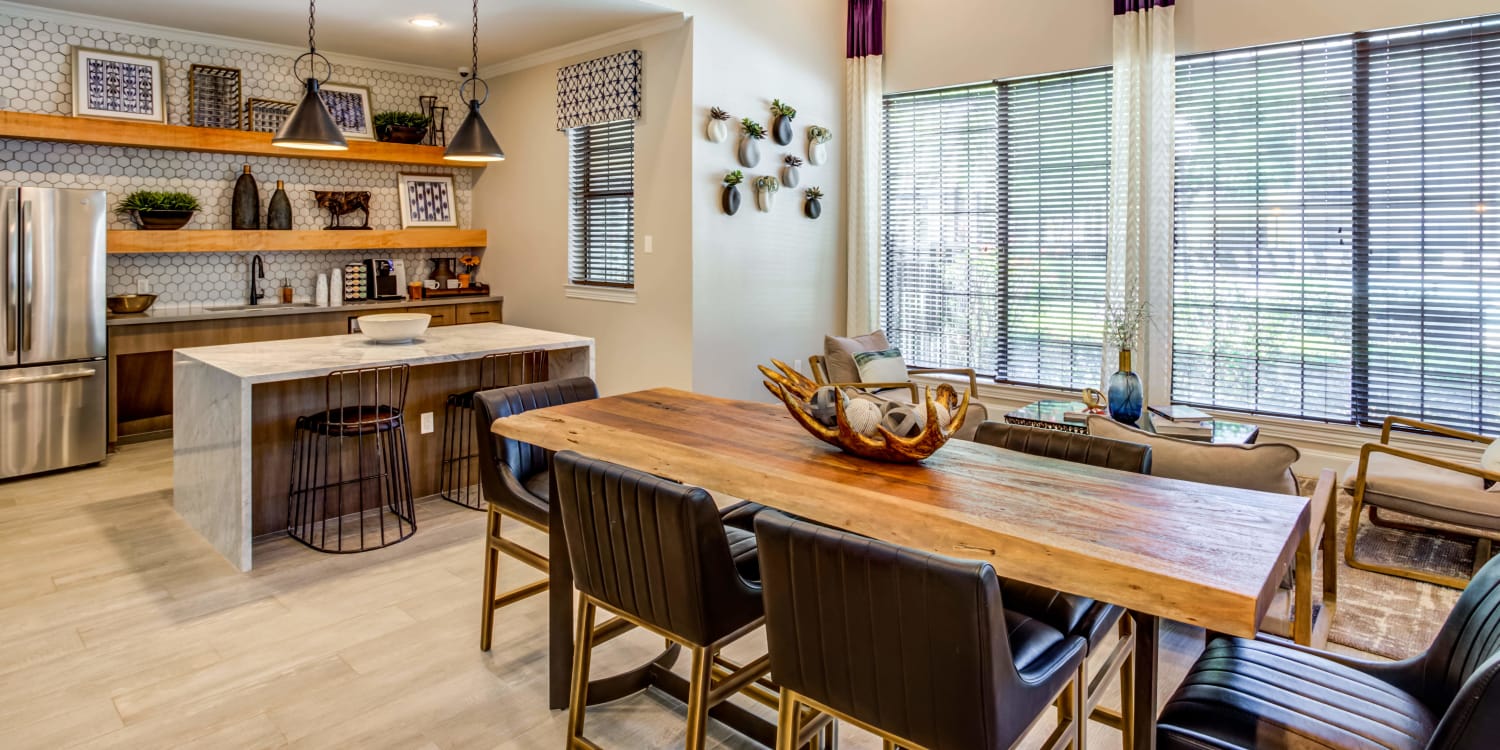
[
  {"left": 445, "top": 0, "right": 505, "bottom": 162},
  {"left": 274, "top": 0, "right": 348, "bottom": 151}
]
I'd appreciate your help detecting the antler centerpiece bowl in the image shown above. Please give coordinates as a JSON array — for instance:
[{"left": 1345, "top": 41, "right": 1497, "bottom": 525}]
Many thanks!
[{"left": 759, "top": 359, "right": 969, "bottom": 463}]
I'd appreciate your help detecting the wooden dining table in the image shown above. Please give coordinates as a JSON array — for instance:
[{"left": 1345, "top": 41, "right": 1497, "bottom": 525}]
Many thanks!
[{"left": 491, "top": 388, "right": 1310, "bottom": 750}]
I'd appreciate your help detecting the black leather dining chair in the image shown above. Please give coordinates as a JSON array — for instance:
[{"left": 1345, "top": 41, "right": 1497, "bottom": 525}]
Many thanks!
[
  {"left": 754, "top": 509, "right": 1088, "bottom": 750},
  {"left": 973, "top": 421, "right": 1151, "bottom": 744},
  {"left": 473, "top": 376, "right": 597, "bottom": 651},
  {"left": 553, "top": 451, "right": 769, "bottom": 750},
  {"left": 1158, "top": 553, "right": 1500, "bottom": 750}
]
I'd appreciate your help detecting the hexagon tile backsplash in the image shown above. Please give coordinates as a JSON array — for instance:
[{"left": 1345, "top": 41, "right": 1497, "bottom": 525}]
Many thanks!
[{"left": 0, "top": 7, "right": 484, "bottom": 306}]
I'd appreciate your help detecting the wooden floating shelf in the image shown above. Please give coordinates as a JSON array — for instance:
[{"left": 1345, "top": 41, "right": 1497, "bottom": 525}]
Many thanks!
[
  {"left": 0, "top": 110, "right": 482, "bottom": 169},
  {"left": 107, "top": 228, "right": 488, "bottom": 255}
]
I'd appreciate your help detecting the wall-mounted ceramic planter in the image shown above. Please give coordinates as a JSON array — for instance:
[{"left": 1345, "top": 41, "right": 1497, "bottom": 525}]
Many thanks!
[
  {"left": 773, "top": 115, "right": 794, "bottom": 145},
  {"left": 738, "top": 137, "right": 761, "bottom": 168},
  {"left": 722, "top": 184, "right": 741, "bottom": 215},
  {"left": 707, "top": 118, "right": 729, "bottom": 143},
  {"left": 804, "top": 197, "right": 822, "bottom": 219},
  {"left": 754, "top": 176, "right": 780, "bottom": 212},
  {"left": 782, "top": 156, "right": 802, "bottom": 189},
  {"left": 807, "top": 126, "right": 833, "bottom": 166}
]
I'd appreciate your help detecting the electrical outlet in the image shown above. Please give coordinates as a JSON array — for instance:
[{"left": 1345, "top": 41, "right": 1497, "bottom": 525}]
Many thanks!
[{"left": 420, "top": 412, "right": 434, "bottom": 434}]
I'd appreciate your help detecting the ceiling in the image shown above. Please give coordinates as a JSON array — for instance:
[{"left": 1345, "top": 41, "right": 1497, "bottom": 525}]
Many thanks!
[{"left": 18, "top": 0, "right": 683, "bottom": 69}]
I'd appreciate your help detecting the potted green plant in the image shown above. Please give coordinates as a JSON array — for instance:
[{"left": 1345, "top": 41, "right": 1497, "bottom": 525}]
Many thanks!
[
  {"left": 373, "top": 111, "right": 432, "bottom": 144},
  {"left": 753, "top": 174, "right": 780, "bottom": 212},
  {"left": 782, "top": 155, "right": 803, "bottom": 188},
  {"left": 770, "top": 99, "right": 797, "bottom": 145},
  {"left": 803, "top": 187, "right": 824, "bottom": 219},
  {"left": 738, "top": 117, "right": 767, "bottom": 168},
  {"left": 722, "top": 170, "right": 745, "bottom": 215},
  {"left": 706, "top": 106, "right": 732, "bottom": 143},
  {"left": 807, "top": 125, "right": 833, "bottom": 165},
  {"left": 116, "top": 190, "right": 201, "bottom": 230}
]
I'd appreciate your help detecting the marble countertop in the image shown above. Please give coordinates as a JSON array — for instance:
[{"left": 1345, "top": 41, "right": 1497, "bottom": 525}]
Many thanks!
[
  {"left": 107, "top": 295, "right": 504, "bottom": 326},
  {"left": 175, "top": 323, "right": 593, "bottom": 384}
]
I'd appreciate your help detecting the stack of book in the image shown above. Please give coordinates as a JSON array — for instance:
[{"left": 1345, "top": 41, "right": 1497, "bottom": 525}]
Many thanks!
[{"left": 1147, "top": 404, "right": 1214, "bottom": 440}]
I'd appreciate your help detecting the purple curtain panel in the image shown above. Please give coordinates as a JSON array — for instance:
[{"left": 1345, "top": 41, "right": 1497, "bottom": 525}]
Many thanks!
[
  {"left": 848, "top": 0, "right": 884, "bottom": 58},
  {"left": 1115, "top": 0, "right": 1175, "bottom": 14}
]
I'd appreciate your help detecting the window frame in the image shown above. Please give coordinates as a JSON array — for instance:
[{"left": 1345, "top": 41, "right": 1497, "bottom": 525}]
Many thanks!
[{"left": 567, "top": 118, "right": 636, "bottom": 290}]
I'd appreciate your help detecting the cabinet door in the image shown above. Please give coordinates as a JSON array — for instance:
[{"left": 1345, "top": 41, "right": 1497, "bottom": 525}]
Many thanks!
[
  {"left": 456, "top": 301, "right": 502, "bottom": 324},
  {"left": 426, "top": 305, "right": 457, "bottom": 327}
]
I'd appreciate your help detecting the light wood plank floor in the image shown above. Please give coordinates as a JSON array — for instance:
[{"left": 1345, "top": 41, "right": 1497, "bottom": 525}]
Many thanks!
[{"left": 0, "top": 440, "right": 1267, "bottom": 748}]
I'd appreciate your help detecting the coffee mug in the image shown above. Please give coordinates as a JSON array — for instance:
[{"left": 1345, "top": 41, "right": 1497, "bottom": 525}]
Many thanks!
[{"left": 422, "top": 279, "right": 440, "bottom": 289}]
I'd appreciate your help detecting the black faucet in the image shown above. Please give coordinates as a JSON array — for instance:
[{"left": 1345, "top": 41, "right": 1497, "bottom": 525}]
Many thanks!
[{"left": 249, "top": 254, "right": 265, "bottom": 305}]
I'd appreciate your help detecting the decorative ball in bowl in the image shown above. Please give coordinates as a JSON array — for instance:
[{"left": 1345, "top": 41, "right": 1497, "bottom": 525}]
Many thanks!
[
  {"left": 758, "top": 359, "right": 969, "bottom": 463},
  {"left": 357, "top": 313, "right": 431, "bottom": 344}
]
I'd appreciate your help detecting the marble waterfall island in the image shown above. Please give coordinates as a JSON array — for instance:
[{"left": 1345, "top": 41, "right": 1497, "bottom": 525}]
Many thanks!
[{"left": 173, "top": 323, "right": 594, "bottom": 570}]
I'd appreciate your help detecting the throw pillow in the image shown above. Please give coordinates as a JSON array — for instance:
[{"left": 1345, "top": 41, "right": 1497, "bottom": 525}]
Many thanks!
[
  {"left": 1086, "top": 415, "right": 1300, "bottom": 494},
  {"left": 852, "top": 348, "right": 909, "bottom": 385},
  {"left": 824, "top": 330, "right": 889, "bottom": 384}
]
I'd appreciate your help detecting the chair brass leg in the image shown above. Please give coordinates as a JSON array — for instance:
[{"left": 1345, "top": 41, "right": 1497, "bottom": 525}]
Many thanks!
[
  {"left": 566, "top": 594, "right": 597, "bottom": 748},
  {"left": 775, "top": 689, "right": 802, "bottom": 750},
  {"left": 818, "top": 718, "right": 838, "bottom": 750},
  {"left": 683, "top": 645, "right": 714, "bottom": 750},
  {"left": 479, "top": 507, "right": 501, "bottom": 651},
  {"left": 881, "top": 741, "right": 899, "bottom": 750},
  {"left": 1118, "top": 615, "right": 1135, "bottom": 750},
  {"left": 1476, "top": 538, "right": 1494, "bottom": 577}
]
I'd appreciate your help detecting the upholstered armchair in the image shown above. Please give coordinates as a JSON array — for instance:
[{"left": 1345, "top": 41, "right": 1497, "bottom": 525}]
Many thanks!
[
  {"left": 812, "top": 330, "right": 988, "bottom": 440},
  {"left": 1345, "top": 416, "right": 1500, "bottom": 589}
]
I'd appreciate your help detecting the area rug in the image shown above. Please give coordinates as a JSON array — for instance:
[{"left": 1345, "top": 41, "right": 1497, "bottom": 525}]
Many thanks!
[{"left": 1324, "top": 491, "right": 1469, "bottom": 659}]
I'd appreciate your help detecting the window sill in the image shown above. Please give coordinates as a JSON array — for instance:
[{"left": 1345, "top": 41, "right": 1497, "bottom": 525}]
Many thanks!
[
  {"left": 907, "top": 372, "right": 1486, "bottom": 476},
  {"left": 564, "top": 284, "right": 636, "bottom": 304}
]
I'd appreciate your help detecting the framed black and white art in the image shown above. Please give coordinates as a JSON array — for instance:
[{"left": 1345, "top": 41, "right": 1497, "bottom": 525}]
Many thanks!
[
  {"left": 72, "top": 47, "right": 165, "bottom": 122},
  {"left": 316, "top": 82, "right": 375, "bottom": 140},
  {"left": 397, "top": 174, "right": 457, "bottom": 228}
]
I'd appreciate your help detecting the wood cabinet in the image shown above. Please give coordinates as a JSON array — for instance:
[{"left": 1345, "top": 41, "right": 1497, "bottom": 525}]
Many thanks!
[{"left": 107, "top": 299, "right": 503, "bottom": 443}]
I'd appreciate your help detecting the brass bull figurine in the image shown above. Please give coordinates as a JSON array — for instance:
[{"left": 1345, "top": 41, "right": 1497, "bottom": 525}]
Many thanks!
[{"left": 312, "top": 190, "right": 372, "bottom": 230}]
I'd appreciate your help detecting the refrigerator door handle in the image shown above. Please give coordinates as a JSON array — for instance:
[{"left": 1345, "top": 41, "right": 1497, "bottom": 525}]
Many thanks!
[
  {"left": 0, "top": 367, "right": 98, "bottom": 387},
  {"left": 20, "top": 199, "right": 33, "bottom": 352},
  {"left": 4, "top": 195, "right": 15, "bottom": 355}
]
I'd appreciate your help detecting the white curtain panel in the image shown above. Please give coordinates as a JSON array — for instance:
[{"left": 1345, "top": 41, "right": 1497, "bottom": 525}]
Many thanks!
[
  {"left": 846, "top": 53, "right": 883, "bottom": 335},
  {"left": 1108, "top": 1, "right": 1176, "bottom": 401}
]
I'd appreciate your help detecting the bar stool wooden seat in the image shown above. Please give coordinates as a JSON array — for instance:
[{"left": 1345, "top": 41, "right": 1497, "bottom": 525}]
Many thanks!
[
  {"left": 439, "top": 350, "right": 549, "bottom": 510},
  {"left": 286, "top": 364, "right": 415, "bottom": 553}
]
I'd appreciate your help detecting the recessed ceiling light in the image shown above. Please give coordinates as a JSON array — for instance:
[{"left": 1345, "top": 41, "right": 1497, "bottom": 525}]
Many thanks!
[{"left": 409, "top": 17, "right": 444, "bottom": 29}]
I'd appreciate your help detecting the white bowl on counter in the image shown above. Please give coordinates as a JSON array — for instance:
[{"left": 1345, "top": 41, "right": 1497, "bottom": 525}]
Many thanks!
[{"left": 357, "top": 313, "right": 431, "bottom": 344}]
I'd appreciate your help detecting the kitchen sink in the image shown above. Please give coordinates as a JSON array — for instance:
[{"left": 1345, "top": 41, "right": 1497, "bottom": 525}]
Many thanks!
[{"left": 205, "top": 302, "right": 319, "bottom": 312}]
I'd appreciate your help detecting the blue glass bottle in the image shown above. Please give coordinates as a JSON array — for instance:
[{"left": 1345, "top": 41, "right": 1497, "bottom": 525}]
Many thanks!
[{"left": 1108, "top": 349, "right": 1143, "bottom": 424}]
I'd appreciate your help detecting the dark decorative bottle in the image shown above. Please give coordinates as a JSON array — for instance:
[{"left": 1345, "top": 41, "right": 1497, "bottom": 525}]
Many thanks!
[
  {"left": 231, "top": 164, "right": 260, "bottom": 230},
  {"left": 267, "top": 180, "right": 292, "bottom": 230}
]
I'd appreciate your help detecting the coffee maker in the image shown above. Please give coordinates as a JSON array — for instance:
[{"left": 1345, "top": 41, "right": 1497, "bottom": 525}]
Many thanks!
[{"left": 362, "top": 259, "right": 408, "bottom": 300}]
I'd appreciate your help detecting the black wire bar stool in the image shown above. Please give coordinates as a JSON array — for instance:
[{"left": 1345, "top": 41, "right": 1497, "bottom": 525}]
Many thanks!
[
  {"left": 439, "top": 349, "right": 550, "bottom": 509},
  {"left": 287, "top": 363, "right": 416, "bottom": 553}
]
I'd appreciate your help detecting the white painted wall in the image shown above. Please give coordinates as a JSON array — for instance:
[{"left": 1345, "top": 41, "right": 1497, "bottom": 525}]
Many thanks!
[
  {"left": 887, "top": 0, "right": 1500, "bottom": 92},
  {"left": 471, "top": 23, "right": 696, "bottom": 396}
]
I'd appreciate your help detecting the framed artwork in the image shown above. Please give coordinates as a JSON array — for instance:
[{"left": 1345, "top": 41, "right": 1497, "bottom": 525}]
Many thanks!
[
  {"left": 317, "top": 82, "right": 375, "bottom": 140},
  {"left": 188, "top": 64, "right": 242, "bottom": 129},
  {"left": 72, "top": 47, "right": 165, "bottom": 122},
  {"left": 398, "top": 174, "right": 457, "bottom": 228},
  {"left": 244, "top": 97, "right": 296, "bottom": 133}
]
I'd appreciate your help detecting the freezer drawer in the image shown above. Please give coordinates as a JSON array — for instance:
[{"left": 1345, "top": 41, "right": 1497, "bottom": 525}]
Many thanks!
[{"left": 0, "top": 361, "right": 106, "bottom": 479}]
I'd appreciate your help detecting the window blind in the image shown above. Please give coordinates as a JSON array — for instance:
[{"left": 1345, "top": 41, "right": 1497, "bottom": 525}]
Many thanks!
[
  {"left": 1359, "top": 18, "right": 1500, "bottom": 434},
  {"left": 881, "top": 69, "right": 1110, "bottom": 390},
  {"left": 1172, "top": 38, "right": 1357, "bottom": 421},
  {"left": 569, "top": 119, "right": 635, "bottom": 288}
]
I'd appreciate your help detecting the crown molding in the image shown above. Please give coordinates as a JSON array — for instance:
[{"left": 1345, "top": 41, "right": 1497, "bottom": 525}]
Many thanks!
[
  {"left": 0, "top": 0, "right": 456, "bottom": 80},
  {"left": 478, "top": 13, "right": 687, "bottom": 79}
]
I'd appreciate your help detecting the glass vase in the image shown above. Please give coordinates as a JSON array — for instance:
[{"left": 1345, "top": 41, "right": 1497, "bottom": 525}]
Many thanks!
[{"left": 1108, "top": 349, "right": 1143, "bottom": 424}]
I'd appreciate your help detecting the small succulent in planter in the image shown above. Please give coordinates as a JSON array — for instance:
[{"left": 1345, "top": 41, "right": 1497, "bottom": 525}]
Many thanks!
[
  {"left": 722, "top": 170, "right": 745, "bottom": 215},
  {"left": 706, "top": 106, "right": 732, "bottom": 143},
  {"left": 770, "top": 99, "right": 797, "bottom": 145},
  {"left": 807, "top": 125, "right": 833, "bottom": 165},
  {"left": 116, "top": 190, "right": 202, "bottom": 230},
  {"left": 373, "top": 111, "right": 431, "bottom": 144},
  {"left": 738, "top": 117, "right": 767, "bottom": 168},
  {"left": 781, "top": 155, "right": 804, "bottom": 189},
  {"left": 803, "top": 187, "right": 824, "bottom": 220},
  {"left": 753, "top": 175, "right": 780, "bottom": 212}
]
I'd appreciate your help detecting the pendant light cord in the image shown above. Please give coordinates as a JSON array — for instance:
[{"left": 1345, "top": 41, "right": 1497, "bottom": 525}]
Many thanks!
[
  {"left": 459, "top": 0, "right": 489, "bottom": 105},
  {"left": 308, "top": 0, "right": 317, "bottom": 55},
  {"left": 471, "top": 0, "right": 478, "bottom": 77}
]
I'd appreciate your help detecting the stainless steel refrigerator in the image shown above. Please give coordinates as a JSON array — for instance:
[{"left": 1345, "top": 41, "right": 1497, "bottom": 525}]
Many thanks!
[{"left": 1, "top": 187, "right": 107, "bottom": 479}]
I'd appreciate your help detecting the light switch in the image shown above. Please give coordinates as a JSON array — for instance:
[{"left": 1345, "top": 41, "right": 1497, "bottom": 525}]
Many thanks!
[
  {"left": 420, "top": 412, "right": 434, "bottom": 434},
  {"left": 643, "top": 235, "right": 653, "bottom": 254}
]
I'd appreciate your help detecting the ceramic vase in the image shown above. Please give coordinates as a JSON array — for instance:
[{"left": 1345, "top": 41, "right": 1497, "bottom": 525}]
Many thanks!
[
  {"left": 772, "top": 115, "right": 794, "bottom": 145},
  {"left": 267, "top": 180, "right": 292, "bottom": 230},
  {"left": 756, "top": 186, "right": 775, "bottom": 212},
  {"left": 804, "top": 197, "right": 822, "bottom": 220},
  {"left": 706, "top": 118, "right": 729, "bottom": 143},
  {"left": 1107, "top": 349, "right": 1144, "bottom": 424},
  {"left": 231, "top": 164, "right": 259, "bottom": 230},
  {"left": 722, "top": 185, "right": 741, "bottom": 215},
  {"left": 737, "top": 137, "right": 761, "bottom": 168},
  {"left": 782, "top": 164, "right": 801, "bottom": 188},
  {"left": 809, "top": 141, "right": 828, "bottom": 166},
  {"left": 430, "top": 257, "right": 457, "bottom": 286}
]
